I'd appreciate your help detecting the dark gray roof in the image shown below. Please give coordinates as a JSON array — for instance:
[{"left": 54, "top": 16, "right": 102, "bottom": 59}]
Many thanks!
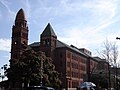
[
  {"left": 56, "top": 40, "right": 89, "bottom": 57},
  {"left": 56, "top": 40, "right": 70, "bottom": 48},
  {"left": 41, "top": 23, "right": 57, "bottom": 37},
  {"left": 28, "top": 40, "right": 91, "bottom": 58},
  {"left": 27, "top": 45, "right": 32, "bottom": 50},
  {"left": 29, "top": 42, "right": 40, "bottom": 47},
  {"left": 93, "top": 57, "right": 107, "bottom": 62}
]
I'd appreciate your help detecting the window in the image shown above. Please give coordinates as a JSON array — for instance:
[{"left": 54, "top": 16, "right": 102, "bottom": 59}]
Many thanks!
[
  {"left": 13, "top": 53, "right": 17, "bottom": 59},
  {"left": 22, "top": 32, "right": 28, "bottom": 38},
  {"left": 22, "top": 41, "right": 26, "bottom": 45},
  {"left": 43, "top": 40, "right": 45, "bottom": 45},
  {"left": 80, "top": 73, "right": 83, "bottom": 78},
  {"left": 52, "top": 40, "right": 55, "bottom": 46},
  {"left": 67, "top": 61, "right": 70, "bottom": 67},
  {"left": 60, "top": 53, "right": 62, "bottom": 58},
  {"left": 47, "top": 41, "right": 50, "bottom": 45},
  {"left": 67, "top": 71, "right": 71, "bottom": 77},
  {"left": 72, "top": 72, "right": 79, "bottom": 78},
  {"left": 14, "top": 41, "right": 17, "bottom": 45},
  {"left": 72, "top": 62, "right": 78, "bottom": 69},
  {"left": 60, "top": 60, "right": 63, "bottom": 66},
  {"left": 72, "top": 54, "right": 78, "bottom": 61},
  {"left": 67, "top": 52, "right": 71, "bottom": 58}
]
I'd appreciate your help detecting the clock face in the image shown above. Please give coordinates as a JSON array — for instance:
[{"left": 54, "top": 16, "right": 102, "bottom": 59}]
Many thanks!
[{"left": 14, "top": 41, "right": 17, "bottom": 45}]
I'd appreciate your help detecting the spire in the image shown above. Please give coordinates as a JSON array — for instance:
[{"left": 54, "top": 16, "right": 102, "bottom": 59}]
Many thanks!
[
  {"left": 41, "top": 23, "right": 57, "bottom": 37},
  {"left": 15, "top": 8, "right": 26, "bottom": 20}
]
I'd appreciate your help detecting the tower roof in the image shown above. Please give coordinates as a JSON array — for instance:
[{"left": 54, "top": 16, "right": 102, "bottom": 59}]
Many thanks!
[
  {"left": 41, "top": 23, "right": 57, "bottom": 37},
  {"left": 15, "top": 8, "right": 26, "bottom": 20}
]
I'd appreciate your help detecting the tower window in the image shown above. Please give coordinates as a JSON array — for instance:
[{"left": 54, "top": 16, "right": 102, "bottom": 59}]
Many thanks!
[
  {"left": 21, "top": 24, "right": 23, "bottom": 27},
  {"left": 15, "top": 42, "right": 17, "bottom": 45},
  {"left": 60, "top": 53, "right": 63, "bottom": 58},
  {"left": 14, "top": 41, "right": 18, "bottom": 45},
  {"left": 43, "top": 40, "right": 45, "bottom": 45},
  {"left": 60, "top": 60, "right": 63, "bottom": 66},
  {"left": 23, "top": 41, "right": 25, "bottom": 44},
  {"left": 47, "top": 41, "right": 50, "bottom": 45}
]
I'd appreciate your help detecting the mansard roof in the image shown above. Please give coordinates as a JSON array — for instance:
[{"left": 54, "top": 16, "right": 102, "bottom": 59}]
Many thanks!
[
  {"left": 15, "top": 8, "right": 26, "bottom": 20},
  {"left": 41, "top": 23, "right": 57, "bottom": 37}
]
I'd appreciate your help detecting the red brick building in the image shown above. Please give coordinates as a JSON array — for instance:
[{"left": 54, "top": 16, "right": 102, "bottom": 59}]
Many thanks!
[
  {"left": 10, "top": 9, "right": 108, "bottom": 89},
  {"left": 11, "top": 8, "right": 28, "bottom": 66}
]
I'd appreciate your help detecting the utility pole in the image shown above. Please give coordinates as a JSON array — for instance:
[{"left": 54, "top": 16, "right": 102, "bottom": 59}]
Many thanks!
[
  {"left": 108, "top": 64, "right": 111, "bottom": 90},
  {"left": 116, "top": 37, "right": 120, "bottom": 40},
  {"left": 40, "top": 57, "right": 43, "bottom": 86},
  {"left": 39, "top": 52, "right": 44, "bottom": 86}
]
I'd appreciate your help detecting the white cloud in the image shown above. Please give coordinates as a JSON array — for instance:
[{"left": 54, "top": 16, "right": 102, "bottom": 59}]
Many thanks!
[
  {"left": 59, "top": 0, "right": 118, "bottom": 39},
  {"left": 0, "top": 0, "right": 15, "bottom": 21},
  {"left": 82, "top": 0, "right": 117, "bottom": 25},
  {"left": 25, "top": 0, "right": 119, "bottom": 52},
  {"left": 23, "top": 0, "right": 31, "bottom": 19},
  {"left": 58, "top": 28, "right": 88, "bottom": 48},
  {"left": 93, "top": 1, "right": 118, "bottom": 32},
  {"left": 0, "top": 39, "right": 11, "bottom": 52},
  {"left": 0, "top": 13, "right": 1, "bottom": 20},
  {"left": 57, "top": 0, "right": 118, "bottom": 33}
]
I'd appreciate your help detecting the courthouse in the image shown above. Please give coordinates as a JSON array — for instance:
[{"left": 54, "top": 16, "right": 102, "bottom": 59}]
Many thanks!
[{"left": 10, "top": 8, "right": 108, "bottom": 89}]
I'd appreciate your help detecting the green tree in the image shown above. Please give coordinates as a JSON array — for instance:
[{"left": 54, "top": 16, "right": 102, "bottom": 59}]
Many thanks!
[
  {"left": 6, "top": 49, "right": 61, "bottom": 89},
  {"left": 90, "top": 71, "right": 108, "bottom": 89}
]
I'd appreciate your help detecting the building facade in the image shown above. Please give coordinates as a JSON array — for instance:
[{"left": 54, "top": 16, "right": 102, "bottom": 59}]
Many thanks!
[{"left": 10, "top": 9, "right": 108, "bottom": 89}]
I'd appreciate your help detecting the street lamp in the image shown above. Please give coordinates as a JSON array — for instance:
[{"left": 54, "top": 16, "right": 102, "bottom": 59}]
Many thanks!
[
  {"left": 116, "top": 37, "right": 120, "bottom": 40},
  {"left": 38, "top": 51, "right": 44, "bottom": 86},
  {"left": 40, "top": 57, "right": 43, "bottom": 86}
]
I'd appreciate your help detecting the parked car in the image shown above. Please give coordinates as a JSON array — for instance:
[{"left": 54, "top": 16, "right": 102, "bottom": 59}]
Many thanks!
[{"left": 26, "top": 86, "right": 55, "bottom": 90}]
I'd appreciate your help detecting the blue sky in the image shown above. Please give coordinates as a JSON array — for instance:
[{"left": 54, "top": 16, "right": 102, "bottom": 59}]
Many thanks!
[{"left": 1, "top": 0, "right": 120, "bottom": 68}]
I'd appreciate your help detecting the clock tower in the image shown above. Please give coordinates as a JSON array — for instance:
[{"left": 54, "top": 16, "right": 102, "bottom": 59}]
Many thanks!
[{"left": 10, "top": 8, "right": 29, "bottom": 65}]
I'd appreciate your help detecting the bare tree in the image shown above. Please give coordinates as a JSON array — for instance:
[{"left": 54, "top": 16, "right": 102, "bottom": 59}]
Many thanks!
[
  {"left": 111, "top": 42, "right": 119, "bottom": 66},
  {"left": 99, "top": 39, "right": 119, "bottom": 89},
  {"left": 100, "top": 39, "right": 112, "bottom": 64},
  {"left": 100, "top": 39, "right": 119, "bottom": 66},
  {"left": 111, "top": 42, "right": 119, "bottom": 90}
]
